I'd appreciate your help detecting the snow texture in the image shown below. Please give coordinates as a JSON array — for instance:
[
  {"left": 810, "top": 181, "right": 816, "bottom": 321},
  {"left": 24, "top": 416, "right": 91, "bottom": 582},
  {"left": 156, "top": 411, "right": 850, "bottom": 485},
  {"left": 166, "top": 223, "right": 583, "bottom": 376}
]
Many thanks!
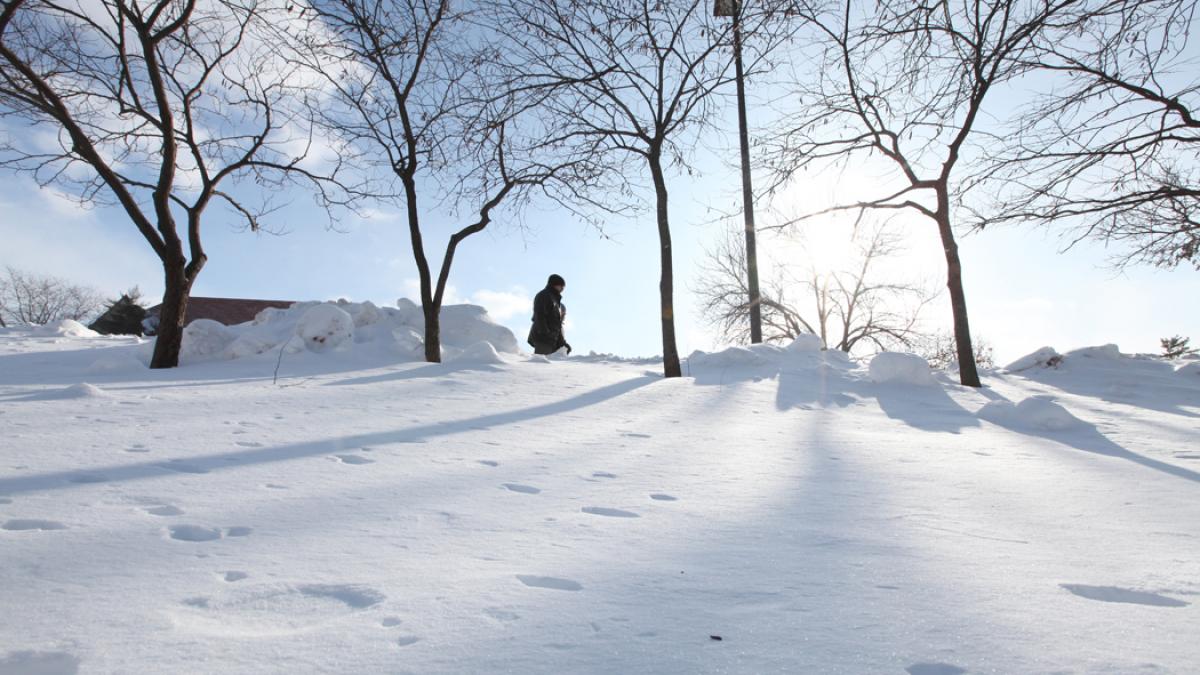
[{"left": 2, "top": 321, "right": 1198, "bottom": 674}]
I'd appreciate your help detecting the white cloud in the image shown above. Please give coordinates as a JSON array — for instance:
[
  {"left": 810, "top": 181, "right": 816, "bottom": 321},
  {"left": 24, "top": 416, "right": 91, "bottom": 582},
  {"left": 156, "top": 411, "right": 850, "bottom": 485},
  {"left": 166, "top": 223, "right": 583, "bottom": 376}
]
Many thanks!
[
  {"left": 471, "top": 288, "right": 530, "bottom": 321},
  {"left": 397, "top": 280, "right": 530, "bottom": 322}
]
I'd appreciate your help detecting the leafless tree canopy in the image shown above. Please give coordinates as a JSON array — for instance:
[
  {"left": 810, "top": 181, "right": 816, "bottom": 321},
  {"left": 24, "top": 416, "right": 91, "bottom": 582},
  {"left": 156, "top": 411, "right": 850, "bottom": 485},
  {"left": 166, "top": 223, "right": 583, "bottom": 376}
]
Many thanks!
[
  {"left": 985, "top": 0, "right": 1200, "bottom": 270},
  {"left": 285, "top": 0, "right": 604, "bottom": 363},
  {"left": 761, "top": 0, "right": 1110, "bottom": 387},
  {"left": 697, "top": 221, "right": 936, "bottom": 354},
  {"left": 0, "top": 266, "right": 104, "bottom": 326},
  {"left": 490, "top": 0, "right": 768, "bottom": 377},
  {"left": 0, "top": 0, "right": 356, "bottom": 367}
]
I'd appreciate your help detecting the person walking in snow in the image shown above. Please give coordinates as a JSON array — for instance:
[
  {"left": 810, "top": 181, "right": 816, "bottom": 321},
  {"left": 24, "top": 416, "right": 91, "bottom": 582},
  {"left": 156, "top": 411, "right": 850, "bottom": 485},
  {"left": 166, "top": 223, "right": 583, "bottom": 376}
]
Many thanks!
[{"left": 528, "top": 274, "right": 572, "bottom": 356}]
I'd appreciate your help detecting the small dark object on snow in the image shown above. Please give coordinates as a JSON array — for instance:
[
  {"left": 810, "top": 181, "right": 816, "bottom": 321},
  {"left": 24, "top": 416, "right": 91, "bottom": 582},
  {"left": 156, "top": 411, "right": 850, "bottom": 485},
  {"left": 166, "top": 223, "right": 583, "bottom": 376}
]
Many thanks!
[{"left": 709, "top": 635, "right": 723, "bottom": 641}]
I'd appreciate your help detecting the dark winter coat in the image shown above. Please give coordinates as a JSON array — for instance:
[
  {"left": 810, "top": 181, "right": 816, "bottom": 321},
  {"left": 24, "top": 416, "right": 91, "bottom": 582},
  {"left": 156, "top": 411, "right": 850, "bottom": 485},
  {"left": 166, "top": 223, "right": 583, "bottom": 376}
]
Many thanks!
[{"left": 527, "top": 285, "right": 567, "bottom": 355}]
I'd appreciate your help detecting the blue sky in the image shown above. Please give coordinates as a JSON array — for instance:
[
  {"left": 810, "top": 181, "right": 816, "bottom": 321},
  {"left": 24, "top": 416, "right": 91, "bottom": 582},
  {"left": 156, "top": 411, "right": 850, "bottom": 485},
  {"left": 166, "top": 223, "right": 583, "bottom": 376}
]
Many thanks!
[{"left": 3, "top": 157, "right": 1198, "bottom": 366}]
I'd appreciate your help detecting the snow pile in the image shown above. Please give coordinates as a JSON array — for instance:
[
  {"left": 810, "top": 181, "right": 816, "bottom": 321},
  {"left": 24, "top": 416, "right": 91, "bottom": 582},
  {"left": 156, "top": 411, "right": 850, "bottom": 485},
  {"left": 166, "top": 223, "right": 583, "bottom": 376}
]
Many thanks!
[
  {"left": 294, "top": 304, "right": 355, "bottom": 352},
  {"left": 1065, "top": 344, "right": 1123, "bottom": 361},
  {"left": 978, "top": 396, "right": 1086, "bottom": 431},
  {"left": 175, "top": 298, "right": 518, "bottom": 364},
  {"left": 1005, "top": 346, "right": 1063, "bottom": 372},
  {"left": 32, "top": 319, "right": 99, "bottom": 338},
  {"left": 687, "top": 335, "right": 825, "bottom": 370},
  {"left": 47, "top": 382, "right": 109, "bottom": 399},
  {"left": 1177, "top": 361, "right": 1200, "bottom": 377},
  {"left": 788, "top": 333, "right": 823, "bottom": 352},
  {"left": 448, "top": 341, "right": 507, "bottom": 366},
  {"left": 688, "top": 343, "right": 784, "bottom": 368},
  {"left": 180, "top": 319, "right": 236, "bottom": 362},
  {"left": 869, "top": 352, "right": 935, "bottom": 385}
]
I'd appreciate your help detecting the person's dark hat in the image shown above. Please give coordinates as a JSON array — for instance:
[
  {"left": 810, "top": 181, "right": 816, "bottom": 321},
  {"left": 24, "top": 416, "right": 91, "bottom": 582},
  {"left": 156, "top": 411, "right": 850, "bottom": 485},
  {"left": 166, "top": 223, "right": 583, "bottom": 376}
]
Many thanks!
[{"left": 547, "top": 274, "right": 565, "bottom": 288}]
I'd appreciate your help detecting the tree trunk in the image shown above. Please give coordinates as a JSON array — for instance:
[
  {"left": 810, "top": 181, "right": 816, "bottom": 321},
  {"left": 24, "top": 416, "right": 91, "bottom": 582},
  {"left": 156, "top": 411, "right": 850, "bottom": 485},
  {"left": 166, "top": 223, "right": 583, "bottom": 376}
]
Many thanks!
[
  {"left": 150, "top": 257, "right": 193, "bottom": 369},
  {"left": 934, "top": 188, "right": 981, "bottom": 387},
  {"left": 649, "top": 152, "right": 682, "bottom": 378},
  {"left": 423, "top": 303, "right": 441, "bottom": 363}
]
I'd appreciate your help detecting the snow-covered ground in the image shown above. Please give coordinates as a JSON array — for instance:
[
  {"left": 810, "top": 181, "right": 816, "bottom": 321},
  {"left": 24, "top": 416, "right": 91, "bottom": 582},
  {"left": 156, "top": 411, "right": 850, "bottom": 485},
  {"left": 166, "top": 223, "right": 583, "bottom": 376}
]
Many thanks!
[{"left": 2, "top": 304, "right": 1199, "bottom": 674}]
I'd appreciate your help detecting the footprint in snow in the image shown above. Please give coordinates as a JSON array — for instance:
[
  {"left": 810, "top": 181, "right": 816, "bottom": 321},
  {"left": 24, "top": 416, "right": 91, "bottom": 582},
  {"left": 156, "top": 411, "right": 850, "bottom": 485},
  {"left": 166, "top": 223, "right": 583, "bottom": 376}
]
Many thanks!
[
  {"left": 2, "top": 519, "right": 67, "bottom": 531},
  {"left": 483, "top": 608, "right": 521, "bottom": 622},
  {"left": 381, "top": 617, "right": 403, "bottom": 627},
  {"left": 581, "top": 506, "right": 640, "bottom": 518},
  {"left": 264, "top": 483, "right": 289, "bottom": 490},
  {"left": 1060, "top": 584, "right": 1189, "bottom": 607},
  {"left": 622, "top": 433, "right": 652, "bottom": 439},
  {"left": 906, "top": 664, "right": 967, "bottom": 675},
  {"left": 503, "top": 483, "right": 541, "bottom": 494},
  {"left": 145, "top": 505, "right": 185, "bottom": 517},
  {"left": 516, "top": 575, "right": 583, "bottom": 591},
  {"left": 0, "top": 650, "right": 81, "bottom": 674},
  {"left": 478, "top": 460, "right": 500, "bottom": 467},
  {"left": 235, "top": 441, "right": 263, "bottom": 448},
  {"left": 592, "top": 472, "right": 618, "bottom": 479},
  {"left": 223, "top": 571, "right": 249, "bottom": 582},
  {"left": 125, "top": 444, "right": 150, "bottom": 453},
  {"left": 649, "top": 494, "right": 677, "bottom": 501},
  {"left": 333, "top": 454, "right": 374, "bottom": 465},
  {"left": 167, "top": 525, "right": 252, "bottom": 542},
  {"left": 173, "top": 583, "right": 385, "bottom": 636}
]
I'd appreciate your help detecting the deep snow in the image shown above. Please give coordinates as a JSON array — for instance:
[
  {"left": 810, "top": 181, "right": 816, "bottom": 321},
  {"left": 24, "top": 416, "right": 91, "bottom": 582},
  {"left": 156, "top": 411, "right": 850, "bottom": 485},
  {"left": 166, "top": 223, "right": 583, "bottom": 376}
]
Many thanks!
[{"left": 1, "top": 302, "right": 1199, "bottom": 674}]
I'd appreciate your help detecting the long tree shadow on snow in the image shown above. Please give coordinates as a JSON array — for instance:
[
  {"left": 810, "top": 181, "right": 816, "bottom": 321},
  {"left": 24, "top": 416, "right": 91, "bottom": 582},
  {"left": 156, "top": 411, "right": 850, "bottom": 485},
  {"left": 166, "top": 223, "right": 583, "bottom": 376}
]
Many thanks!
[
  {"left": 688, "top": 355, "right": 981, "bottom": 434},
  {"left": 982, "top": 395, "right": 1200, "bottom": 485},
  {"left": 0, "top": 375, "right": 657, "bottom": 496}
]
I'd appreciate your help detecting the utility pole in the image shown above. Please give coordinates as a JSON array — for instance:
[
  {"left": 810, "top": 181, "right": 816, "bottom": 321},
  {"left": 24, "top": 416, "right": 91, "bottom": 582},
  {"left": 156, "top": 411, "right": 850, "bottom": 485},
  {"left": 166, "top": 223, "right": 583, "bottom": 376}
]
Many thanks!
[{"left": 715, "top": 0, "right": 763, "bottom": 343}]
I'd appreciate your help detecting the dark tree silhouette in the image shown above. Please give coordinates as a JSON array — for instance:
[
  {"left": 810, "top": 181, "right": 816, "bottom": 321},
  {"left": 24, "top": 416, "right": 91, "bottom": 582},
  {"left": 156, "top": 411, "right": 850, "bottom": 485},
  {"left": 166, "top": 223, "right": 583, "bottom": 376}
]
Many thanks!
[
  {"left": 764, "top": 0, "right": 1099, "bottom": 387},
  {"left": 986, "top": 0, "right": 1199, "bottom": 271},
  {"left": 0, "top": 0, "right": 354, "bottom": 367},
  {"left": 286, "top": 0, "right": 599, "bottom": 363},
  {"left": 492, "top": 0, "right": 757, "bottom": 378}
]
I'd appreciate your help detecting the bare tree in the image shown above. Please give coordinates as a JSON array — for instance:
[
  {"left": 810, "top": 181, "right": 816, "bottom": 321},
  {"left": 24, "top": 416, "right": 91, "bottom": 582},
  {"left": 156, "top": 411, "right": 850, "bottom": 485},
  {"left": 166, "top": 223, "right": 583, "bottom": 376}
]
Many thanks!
[
  {"left": 697, "top": 220, "right": 935, "bottom": 354},
  {"left": 489, "top": 0, "right": 764, "bottom": 378},
  {"left": 0, "top": 266, "right": 103, "bottom": 326},
  {"left": 764, "top": 0, "right": 1102, "bottom": 387},
  {"left": 0, "top": 0, "right": 354, "bottom": 367},
  {"left": 984, "top": 0, "right": 1199, "bottom": 270},
  {"left": 913, "top": 329, "right": 995, "bottom": 372},
  {"left": 285, "top": 0, "right": 597, "bottom": 363}
]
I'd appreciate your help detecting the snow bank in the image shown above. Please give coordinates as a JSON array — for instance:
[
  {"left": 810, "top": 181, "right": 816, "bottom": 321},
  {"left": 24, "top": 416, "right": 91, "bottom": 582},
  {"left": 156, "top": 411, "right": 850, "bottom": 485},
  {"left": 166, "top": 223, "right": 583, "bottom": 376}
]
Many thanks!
[
  {"left": 868, "top": 352, "right": 934, "bottom": 385},
  {"left": 171, "top": 298, "right": 518, "bottom": 364},
  {"left": 32, "top": 319, "right": 99, "bottom": 338},
  {"left": 1005, "top": 346, "right": 1063, "bottom": 372},
  {"left": 1177, "top": 362, "right": 1200, "bottom": 377},
  {"left": 978, "top": 396, "right": 1086, "bottom": 431}
]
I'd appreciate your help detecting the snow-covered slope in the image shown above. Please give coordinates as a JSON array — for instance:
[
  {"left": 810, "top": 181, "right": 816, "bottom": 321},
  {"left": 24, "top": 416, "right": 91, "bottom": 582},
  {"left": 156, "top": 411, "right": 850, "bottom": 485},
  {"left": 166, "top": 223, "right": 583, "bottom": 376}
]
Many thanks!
[{"left": 1, "top": 322, "right": 1198, "bottom": 674}]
